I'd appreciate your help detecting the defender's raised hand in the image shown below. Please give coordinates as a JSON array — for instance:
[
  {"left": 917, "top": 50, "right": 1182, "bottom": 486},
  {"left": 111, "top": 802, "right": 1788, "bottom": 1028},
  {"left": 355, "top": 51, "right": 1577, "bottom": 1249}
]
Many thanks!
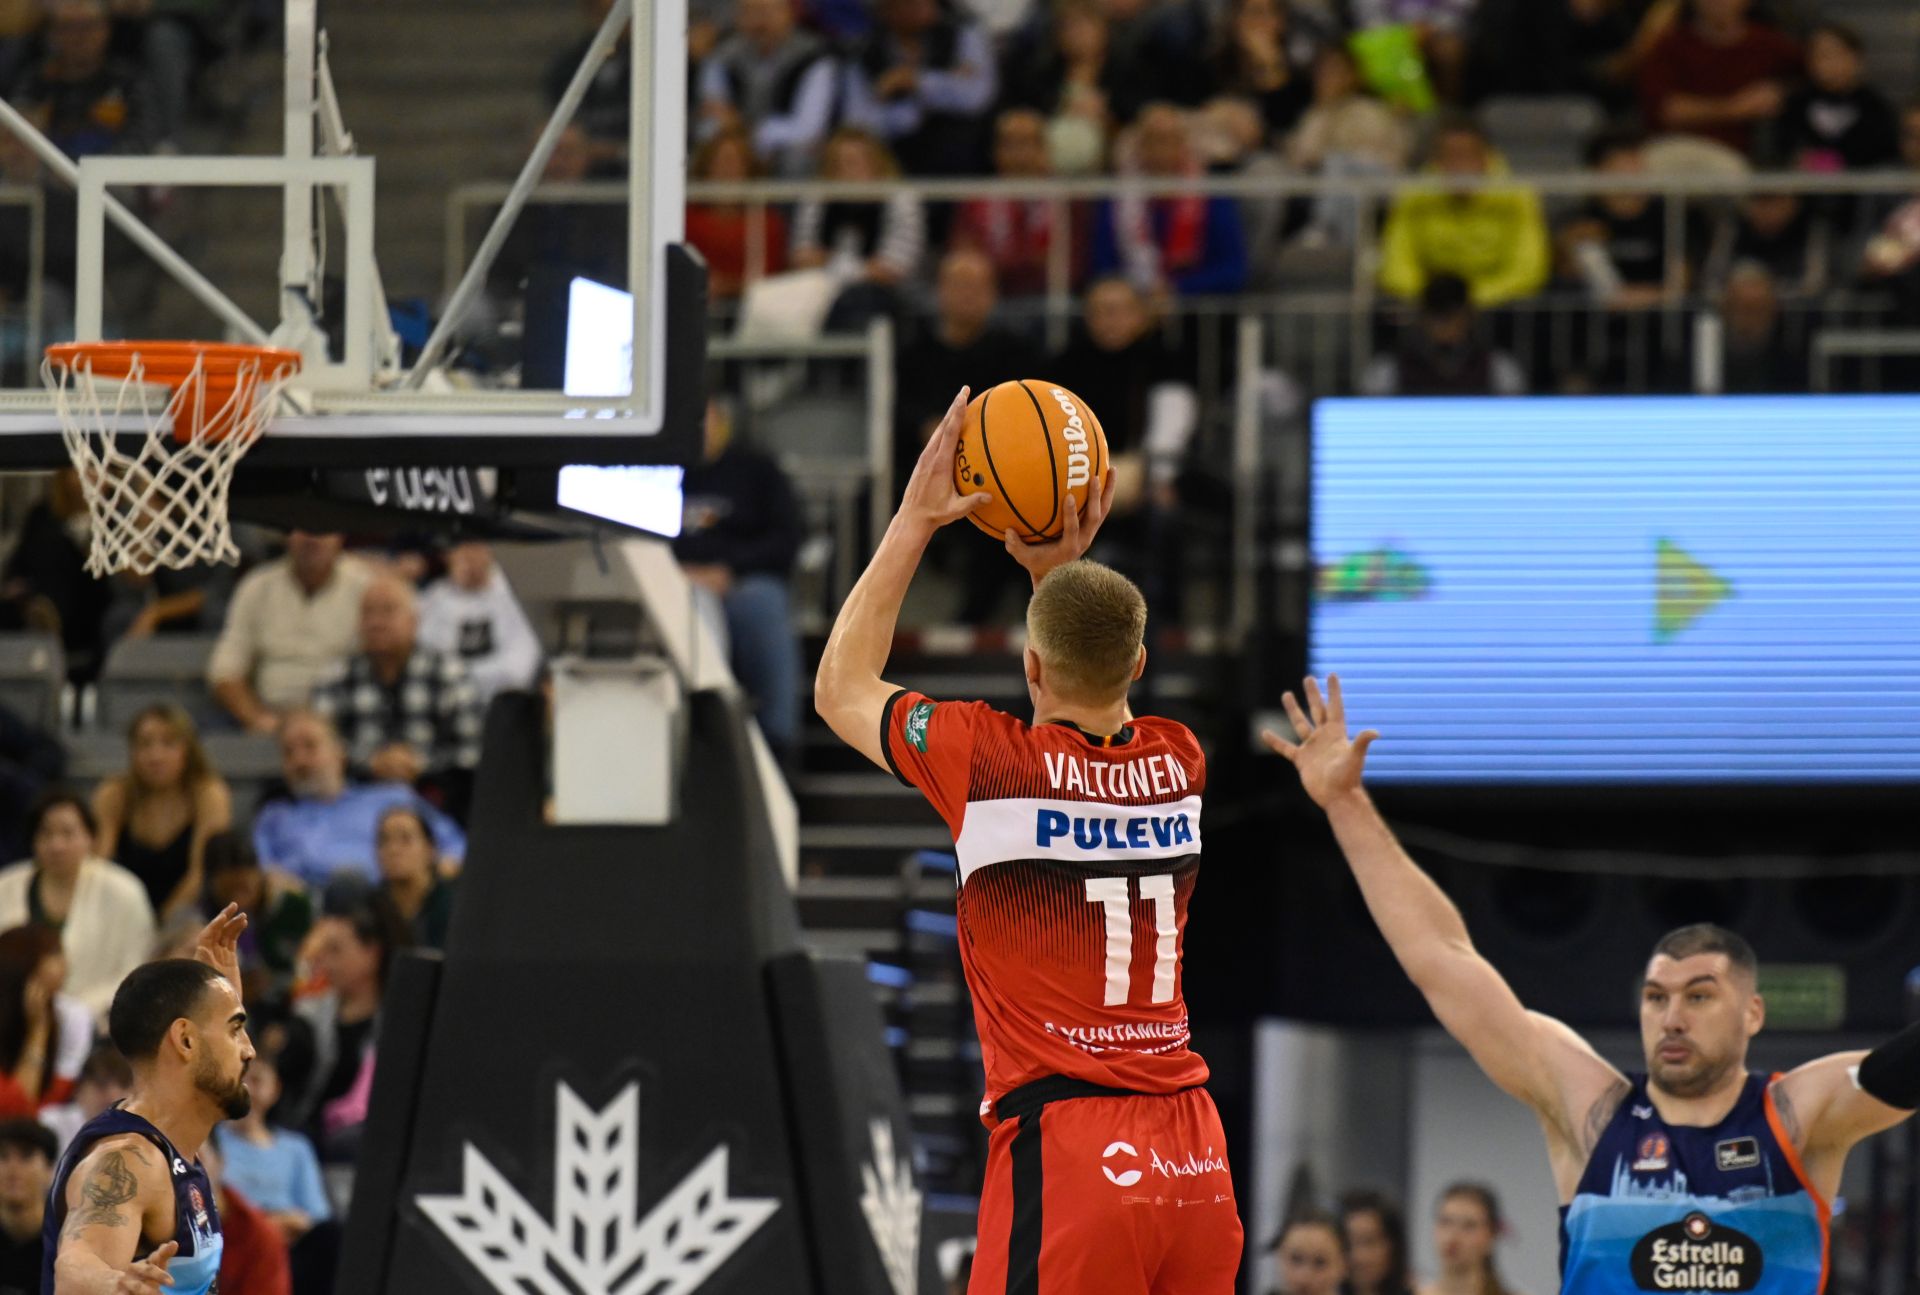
[
  {"left": 1262, "top": 674, "right": 1378, "bottom": 809},
  {"left": 193, "top": 903, "right": 248, "bottom": 994},
  {"left": 1004, "top": 466, "right": 1117, "bottom": 588},
  {"left": 898, "top": 387, "right": 991, "bottom": 536}
]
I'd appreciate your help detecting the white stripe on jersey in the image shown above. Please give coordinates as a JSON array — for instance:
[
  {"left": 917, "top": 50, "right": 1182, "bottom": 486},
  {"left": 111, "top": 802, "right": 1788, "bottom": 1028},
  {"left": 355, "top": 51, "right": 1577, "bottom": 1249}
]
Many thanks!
[{"left": 953, "top": 795, "right": 1204, "bottom": 883}]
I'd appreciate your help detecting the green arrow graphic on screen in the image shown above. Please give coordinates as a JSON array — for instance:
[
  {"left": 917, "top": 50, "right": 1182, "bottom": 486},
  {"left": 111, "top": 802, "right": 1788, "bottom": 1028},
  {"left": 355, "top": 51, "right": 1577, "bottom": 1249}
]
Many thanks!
[{"left": 1655, "top": 538, "right": 1732, "bottom": 642}]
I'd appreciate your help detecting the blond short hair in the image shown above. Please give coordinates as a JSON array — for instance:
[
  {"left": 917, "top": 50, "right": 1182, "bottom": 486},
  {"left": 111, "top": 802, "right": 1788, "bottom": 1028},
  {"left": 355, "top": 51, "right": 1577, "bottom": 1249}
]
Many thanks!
[{"left": 1026, "top": 561, "right": 1147, "bottom": 702}]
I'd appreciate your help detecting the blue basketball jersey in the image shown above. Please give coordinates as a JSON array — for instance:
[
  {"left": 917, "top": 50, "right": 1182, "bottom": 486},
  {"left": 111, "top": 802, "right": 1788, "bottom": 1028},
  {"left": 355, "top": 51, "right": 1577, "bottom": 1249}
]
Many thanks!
[
  {"left": 44, "top": 1105, "right": 224, "bottom": 1295},
  {"left": 1560, "top": 1072, "right": 1827, "bottom": 1295}
]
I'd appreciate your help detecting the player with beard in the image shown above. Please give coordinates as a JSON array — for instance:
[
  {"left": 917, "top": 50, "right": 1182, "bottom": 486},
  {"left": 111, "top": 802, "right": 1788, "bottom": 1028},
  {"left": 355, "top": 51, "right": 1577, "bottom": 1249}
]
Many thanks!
[
  {"left": 1268, "top": 676, "right": 1920, "bottom": 1295},
  {"left": 47, "top": 905, "right": 251, "bottom": 1294}
]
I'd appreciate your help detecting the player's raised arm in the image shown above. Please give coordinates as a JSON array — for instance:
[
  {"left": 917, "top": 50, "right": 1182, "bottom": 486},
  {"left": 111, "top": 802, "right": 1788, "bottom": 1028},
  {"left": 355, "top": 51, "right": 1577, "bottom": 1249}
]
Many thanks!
[
  {"left": 1265, "top": 677, "right": 1627, "bottom": 1162},
  {"left": 1768, "top": 1024, "right": 1920, "bottom": 1194},
  {"left": 815, "top": 387, "right": 993, "bottom": 771},
  {"left": 53, "top": 1136, "right": 179, "bottom": 1293}
]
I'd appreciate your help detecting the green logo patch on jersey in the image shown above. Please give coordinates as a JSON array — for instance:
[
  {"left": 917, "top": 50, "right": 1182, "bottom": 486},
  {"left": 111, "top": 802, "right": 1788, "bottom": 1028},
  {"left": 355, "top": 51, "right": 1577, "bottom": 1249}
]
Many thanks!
[{"left": 904, "top": 700, "right": 935, "bottom": 752}]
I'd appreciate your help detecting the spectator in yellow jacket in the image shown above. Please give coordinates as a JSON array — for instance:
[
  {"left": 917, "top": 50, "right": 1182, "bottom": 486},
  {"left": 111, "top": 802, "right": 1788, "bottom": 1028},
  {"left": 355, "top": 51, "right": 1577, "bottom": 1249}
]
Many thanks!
[{"left": 1378, "top": 116, "right": 1549, "bottom": 307}]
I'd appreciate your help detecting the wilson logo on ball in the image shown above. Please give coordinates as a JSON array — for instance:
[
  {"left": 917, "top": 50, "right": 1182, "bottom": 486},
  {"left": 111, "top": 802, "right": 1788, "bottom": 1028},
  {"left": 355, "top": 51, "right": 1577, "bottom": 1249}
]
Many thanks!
[{"left": 954, "top": 379, "right": 1109, "bottom": 544}]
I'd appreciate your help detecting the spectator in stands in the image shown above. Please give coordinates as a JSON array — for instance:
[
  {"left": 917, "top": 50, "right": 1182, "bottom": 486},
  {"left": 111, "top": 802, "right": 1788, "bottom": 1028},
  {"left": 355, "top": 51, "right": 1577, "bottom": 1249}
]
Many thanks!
[
  {"left": 418, "top": 542, "right": 541, "bottom": 711},
  {"left": 252, "top": 711, "right": 464, "bottom": 890},
  {"left": 0, "top": 0, "right": 39, "bottom": 92},
  {"left": 1268, "top": 1209, "right": 1348, "bottom": 1295},
  {"left": 1052, "top": 276, "right": 1199, "bottom": 516},
  {"left": 103, "top": 558, "right": 230, "bottom": 646},
  {"left": 842, "top": 0, "right": 997, "bottom": 176},
  {"left": 202, "top": 831, "right": 311, "bottom": 1004},
  {"left": 1463, "top": 0, "right": 1643, "bottom": 110},
  {"left": 0, "top": 1117, "right": 52, "bottom": 1293},
  {"left": 280, "top": 884, "right": 409, "bottom": 1159},
  {"left": 490, "top": 121, "right": 627, "bottom": 315},
  {"left": 201, "top": 1138, "right": 293, "bottom": 1295},
  {"left": 950, "top": 108, "right": 1077, "bottom": 297},
  {"left": 1719, "top": 260, "right": 1805, "bottom": 393},
  {"left": 116, "top": 0, "right": 237, "bottom": 149},
  {"left": 1194, "top": 96, "right": 1290, "bottom": 279},
  {"left": 313, "top": 575, "right": 484, "bottom": 816},
  {"left": 0, "top": 925, "right": 90, "bottom": 1114},
  {"left": 218, "top": 1050, "right": 339, "bottom": 1294},
  {"left": 695, "top": 0, "right": 836, "bottom": 178},
  {"left": 1425, "top": 1183, "right": 1517, "bottom": 1295},
  {"left": 1285, "top": 45, "right": 1411, "bottom": 248},
  {"left": 0, "top": 469, "right": 112, "bottom": 685},
  {"left": 91, "top": 702, "right": 232, "bottom": 920},
  {"left": 1636, "top": 0, "right": 1799, "bottom": 157},
  {"left": 1558, "top": 128, "right": 1687, "bottom": 309},
  {"left": 215, "top": 1052, "right": 331, "bottom": 1246},
  {"left": 673, "top": 399, "right": 804, "bottom": 764},
  {"left": 36, "top": 1040, "right": 129, "bottom": 1154},
  {"left": 894, "top": 248, "right": 1025, "bottom": 479},
  {"left": 1208, "top": 0, "right": 1312, "bottom": 141},
  {"left": 1341, "top": 1190, "right": 1414, "bottom": 1295},
  {"left": 545, "top": 0, "right": 632, "bottom": 177},
  {"left": 375, "top": 805, "right": 455, "bottom": 952},
  {"left": 1092, "top": 103, "right": 1249, "bottom": 298},
  {"left": 684, "top": 127, "right": 788, "bottom": 301},
  {"left": 1862, "top": 103, "right": 1920, "bottom": 321},
  {"left": 790, "top": 127, "right": 925, "bottom": 329},
  {"left": 8, "top": 0, "right": 159, "bottom": 157},
  {"left": 0, "top": 790, "right": 151, "bottom": 1019},
  {"left": 1779, "top": 23, "right": 1898, "bottom": 173},
  {"left": 1704, "top": 191, "right": 1828, "bottom": 298},
  {"left": 0, "top": 702, "right": 65, "bottom": 865},
  {"left": 207, "top": 531, "right": 373, "bottom": 734},
  {"left": 1378, "top": 115, "right": 1548, "bottom": 307},
  {"left": 999, "top": 0, "right": 1136, "bottom": 137},
  {"left": 1362, "top": 272, "right": 1527, "bottom": 395},
  {"left": 1349, "top": 0, "right": 1478, "bottom": 104}
]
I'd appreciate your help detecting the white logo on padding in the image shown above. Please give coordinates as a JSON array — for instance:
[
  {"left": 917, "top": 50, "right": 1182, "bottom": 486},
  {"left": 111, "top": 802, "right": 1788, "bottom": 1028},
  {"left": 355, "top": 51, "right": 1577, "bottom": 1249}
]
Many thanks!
[
  {"left": 860, "top": 1119, "right": 922, "bottom": 1295},
  {"left": 1102, "top": 1141, "right": 1143, "bottom": 1187},
  {"left": 416, "top": 1081, "right": 778, "bottom": 1294}
]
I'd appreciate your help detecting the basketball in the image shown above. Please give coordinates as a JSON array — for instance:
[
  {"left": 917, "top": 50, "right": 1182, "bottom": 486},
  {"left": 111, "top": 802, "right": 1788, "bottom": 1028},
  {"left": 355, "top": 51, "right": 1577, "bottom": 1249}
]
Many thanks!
[{"left": 953, "top": 379, "right": 1110, "bottom": 543}]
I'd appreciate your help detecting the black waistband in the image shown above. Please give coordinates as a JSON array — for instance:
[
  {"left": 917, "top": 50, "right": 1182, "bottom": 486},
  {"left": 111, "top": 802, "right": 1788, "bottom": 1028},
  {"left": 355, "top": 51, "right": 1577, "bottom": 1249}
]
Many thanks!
[{"left": 994, "top": 1075, "right": 1197, "bottom": 1123}]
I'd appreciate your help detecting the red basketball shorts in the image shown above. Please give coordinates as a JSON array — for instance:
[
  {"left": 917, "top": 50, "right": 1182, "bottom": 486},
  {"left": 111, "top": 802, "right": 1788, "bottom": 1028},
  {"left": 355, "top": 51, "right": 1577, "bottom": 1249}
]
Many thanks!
[{"left": 968, "top": 1083, "right": 1243, "bottom": 1295}]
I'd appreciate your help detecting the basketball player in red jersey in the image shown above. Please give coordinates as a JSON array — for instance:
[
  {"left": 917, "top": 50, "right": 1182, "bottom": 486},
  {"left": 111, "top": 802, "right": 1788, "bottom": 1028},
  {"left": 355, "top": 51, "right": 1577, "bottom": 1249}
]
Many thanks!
[{"left": 817, "top": 387, "right": 1243, "bottom": 1294}]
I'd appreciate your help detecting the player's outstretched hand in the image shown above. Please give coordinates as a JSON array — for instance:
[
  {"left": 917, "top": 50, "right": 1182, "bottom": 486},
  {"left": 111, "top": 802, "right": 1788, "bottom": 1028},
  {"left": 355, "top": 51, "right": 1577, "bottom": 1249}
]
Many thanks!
[
  {"left": 1261, "top": 674, "right": 1378, "bottom": 810},
  {"left": 115, "top": 1240, "right": 177, "bottom": 1290},
  {"left": 193, "top": 903, "right": 248, "bottom": 994},
  {"left": 899, "top": 387, "right": 991, "bottom": 536},
  {"left": 1004, "top": 466, "right": 1117, "bottom": 588}
]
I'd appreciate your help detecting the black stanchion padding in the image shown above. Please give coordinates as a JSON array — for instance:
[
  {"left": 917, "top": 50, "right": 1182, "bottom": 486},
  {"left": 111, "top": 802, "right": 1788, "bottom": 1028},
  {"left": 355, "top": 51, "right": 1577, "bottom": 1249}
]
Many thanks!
[
  {"left": 769, "top": 952, "right": 943, "bottom": 1295},
  {"left": 364, "top": 689, "right": 818, "bottom": 1293},
  {"left": 332, "top": 949, "right": 444, "bottom": 1294}
]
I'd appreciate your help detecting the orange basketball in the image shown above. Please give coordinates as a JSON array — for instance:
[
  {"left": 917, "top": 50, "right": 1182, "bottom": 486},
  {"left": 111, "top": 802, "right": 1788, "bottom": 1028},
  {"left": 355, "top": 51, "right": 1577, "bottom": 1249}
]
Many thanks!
[{"left": 952, "top": 379, "right": 1109, "bottom": 543}]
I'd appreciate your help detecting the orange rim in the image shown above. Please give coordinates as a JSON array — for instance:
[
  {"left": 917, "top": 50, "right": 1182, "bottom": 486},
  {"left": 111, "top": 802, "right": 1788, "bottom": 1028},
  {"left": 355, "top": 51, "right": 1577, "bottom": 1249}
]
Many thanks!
[{"left": 44, "top": 341, "right": 303, "bottom": 383}]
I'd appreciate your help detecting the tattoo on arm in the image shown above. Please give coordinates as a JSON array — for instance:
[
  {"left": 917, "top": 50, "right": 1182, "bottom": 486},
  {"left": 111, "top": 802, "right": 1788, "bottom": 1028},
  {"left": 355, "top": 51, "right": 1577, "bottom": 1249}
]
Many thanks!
[
  {"left": 1772, "top": 1082, "right": 1804, "bottom": 1148},
  {"left": 1580, "top": 1079, "right": 1633, "bottom": 1156},
  {"left": 59, "top": 1150, "right": 142, "bottom": 1240}
]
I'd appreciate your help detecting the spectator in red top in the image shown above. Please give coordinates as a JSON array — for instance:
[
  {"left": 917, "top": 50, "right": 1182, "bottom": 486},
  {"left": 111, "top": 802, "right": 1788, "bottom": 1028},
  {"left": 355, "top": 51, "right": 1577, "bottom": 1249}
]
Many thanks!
[
  {"left": 0, "top": 926, "right": 90, "bottom": 1113},
  {"left": 1636, "top": 0, "right": 1799, "bottom": 156},
  {"left": 951, "top": 108, "right": 1079, "bottom": 298},
  {"left": 684, "top": 127, "right": 788, "bottom": 301}
]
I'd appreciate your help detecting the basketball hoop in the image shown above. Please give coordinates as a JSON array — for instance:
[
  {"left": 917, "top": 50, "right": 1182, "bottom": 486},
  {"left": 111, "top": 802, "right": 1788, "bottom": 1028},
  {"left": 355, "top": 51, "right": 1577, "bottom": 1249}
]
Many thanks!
[{"left": 42, "top": 341, "right": 302, "bottom": 577}]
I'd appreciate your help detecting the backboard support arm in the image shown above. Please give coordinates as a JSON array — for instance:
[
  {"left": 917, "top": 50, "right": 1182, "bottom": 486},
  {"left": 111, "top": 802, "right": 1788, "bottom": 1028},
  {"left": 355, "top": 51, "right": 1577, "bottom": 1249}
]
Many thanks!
[{"left": 0, "top": 98, "right": 269, "bottom": 345}]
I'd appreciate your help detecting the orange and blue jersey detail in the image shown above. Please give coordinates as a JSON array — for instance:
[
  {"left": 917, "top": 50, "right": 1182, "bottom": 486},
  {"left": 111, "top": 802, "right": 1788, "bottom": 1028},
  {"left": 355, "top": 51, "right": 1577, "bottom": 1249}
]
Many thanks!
[
  {"left": 880, "top": 690, "right": 1211, "bottom": 1123},
  {"left": 1560, "top": 1072, "right": 1829, "bottom": 1295}
]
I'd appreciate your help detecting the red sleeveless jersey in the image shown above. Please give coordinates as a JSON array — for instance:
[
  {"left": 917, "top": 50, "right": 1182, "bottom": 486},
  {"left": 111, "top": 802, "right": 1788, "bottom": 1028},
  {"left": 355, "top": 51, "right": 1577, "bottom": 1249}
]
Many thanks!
[{"left": 881, "top": 689, "right": 1211, "bottom": 1124}]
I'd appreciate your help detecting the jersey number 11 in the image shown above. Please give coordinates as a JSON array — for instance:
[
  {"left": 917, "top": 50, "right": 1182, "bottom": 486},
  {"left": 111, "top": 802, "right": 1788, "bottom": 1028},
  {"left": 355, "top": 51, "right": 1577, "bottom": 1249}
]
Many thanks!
[{"left": 1084, "top": 875, "right": 1178, "bottom": 1007}]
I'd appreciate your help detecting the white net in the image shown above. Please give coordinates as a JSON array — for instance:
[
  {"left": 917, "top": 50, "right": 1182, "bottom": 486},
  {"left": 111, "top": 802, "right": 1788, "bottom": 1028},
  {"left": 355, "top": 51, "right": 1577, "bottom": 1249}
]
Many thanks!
[{"left": 42, "top": 347, "right": 297, "bottom": 577}]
